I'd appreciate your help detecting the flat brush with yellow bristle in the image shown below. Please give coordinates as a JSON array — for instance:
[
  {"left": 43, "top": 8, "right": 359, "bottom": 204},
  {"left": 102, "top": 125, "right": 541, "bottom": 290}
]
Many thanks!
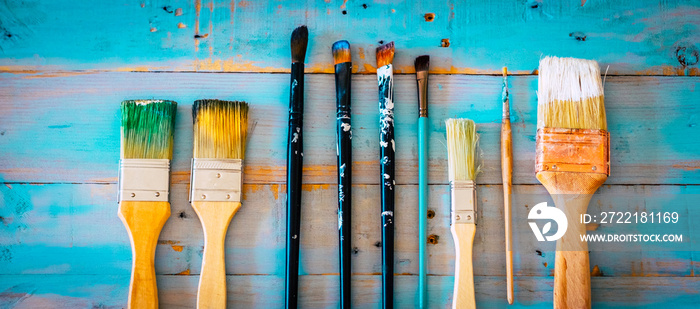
[
  {"left": 190, "top": 99, "right": 249, "bottom": 308},
  {"left": 118, "top": 99, "right": 177, "bottom": 309},
  {"left": 536, "top": 56, "right": 608, "bottom": 309},
  {"left": 446, "top": 118, "right": 479, "bottom": 309}
]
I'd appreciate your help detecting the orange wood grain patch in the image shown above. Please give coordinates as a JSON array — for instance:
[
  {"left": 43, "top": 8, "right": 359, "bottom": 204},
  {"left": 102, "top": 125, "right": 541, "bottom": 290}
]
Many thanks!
[
  {"left": 171, "top": 245, "right": 184, "bottom": 252},
  {"left": 177, "top": 269, "right": 191, "bottom": 275}
]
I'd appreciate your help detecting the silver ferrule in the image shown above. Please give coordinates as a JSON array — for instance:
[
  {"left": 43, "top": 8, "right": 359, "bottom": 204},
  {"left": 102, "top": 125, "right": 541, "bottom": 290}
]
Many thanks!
[
  {"left": 118, "top": 159, "right": 170, "bottom": 202},
  {"left": 189, "top": 158, "right": 243, "bottom": 202},
  {"left": 416, "top": 71, "right": 429, "bottom": 117},
  {"left": 502, "top": 80, "right": 510, "bottom": 120},
  {"left": 450, "top": 180, "right": 476, "bottom": 224}
]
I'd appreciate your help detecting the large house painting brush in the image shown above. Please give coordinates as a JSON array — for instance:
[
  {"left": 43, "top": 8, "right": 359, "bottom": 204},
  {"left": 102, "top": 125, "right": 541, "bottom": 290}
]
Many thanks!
[
  {"left": 190, "top": 99, "right": 249, "bottom": 308},
  {"left": 536, "top": 56, "right": 609, "bottom": 309},
  {"left": 118, "top": 99, "right": 177, "bottom": 309}
]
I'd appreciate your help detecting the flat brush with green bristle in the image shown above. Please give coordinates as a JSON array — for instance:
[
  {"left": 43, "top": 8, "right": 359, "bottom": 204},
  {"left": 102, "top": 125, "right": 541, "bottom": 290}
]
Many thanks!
[
  {"left": 446, "top": 118, "right": 479, "bottom": 309},
  {"left": 190, "top": 99, "right": 249, "bottom": 308},
  {"left": 118, "top": 99, "right": 177, "bottom": 309}
]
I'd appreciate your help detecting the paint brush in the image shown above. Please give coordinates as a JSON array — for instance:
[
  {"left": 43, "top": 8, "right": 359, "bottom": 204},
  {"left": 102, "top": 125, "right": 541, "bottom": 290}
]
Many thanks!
[
  {"left": 118, "top": 99, "right": 177, "bottom": 309},
  {"left": 501, "top": 67, "right": 514, "bottom": 305},
  {"left": 446, "top": 118, "right": 479, "bottom": 309},
  {"left": 285, "top": 25, "right": 308, "bottom": 309},
  {"left": 190, "top": 99, "right": 249, "bottom": 308},
  {"left": 376, "top": 41, "right": 395, "bottom": 309},
  {"left": 414, "top": 54, "right": 430, "bottom": 309},
  {"left": 536, "top": 56, "right": 608, "bottom": 309},
  {"left": 332, "top": 40, "right": 353, "bottom": 309}
]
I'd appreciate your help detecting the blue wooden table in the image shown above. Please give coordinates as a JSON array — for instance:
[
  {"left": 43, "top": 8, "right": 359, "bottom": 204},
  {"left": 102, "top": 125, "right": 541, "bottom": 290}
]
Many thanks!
[{"left": 1, "top": 1, "right": 699, "bottom": 308}]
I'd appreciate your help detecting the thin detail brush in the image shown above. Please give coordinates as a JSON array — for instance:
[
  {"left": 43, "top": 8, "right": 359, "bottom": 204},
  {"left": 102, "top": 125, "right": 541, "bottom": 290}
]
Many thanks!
[
  {"left": 536, "top": 56, "right": 608, "bottom": 309},
  {"left": 285, "top": 25, "right": 308, "bottom": 309},
  {"left": 501, "top": 67, "right": 515, "bottom": 305},
  {"left": 376, "top": 41, "right": 395, "bottom": 309},
  {"left": 446, "top": 118, "right": 479, "bottom": 309},
  {"left": 414, "top": 54, "right": 430, "bottom": 309},
  {"left": 333, "top": 40, "right": 353, "bottom": 309},
  {"left": 190, "top": 99, "right": 249, "bottom": 308},
  {"left": 118, "top": 99, "right": 177, "bottom": 309}
]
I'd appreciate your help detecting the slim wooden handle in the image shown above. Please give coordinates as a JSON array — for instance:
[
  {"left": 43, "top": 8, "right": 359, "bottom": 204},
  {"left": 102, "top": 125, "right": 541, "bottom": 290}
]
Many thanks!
[
  {"left": 191, "top": 201, "right": 241, "bottom": 309},
  {"left": 501, "top": 119, "right": 514, "bottom": 305},
  {"left": 451, "top": 223, "right": 476, "bottom": 309},
  {"left": 118, "top": 201, "right": 171, "bottom": 309}
]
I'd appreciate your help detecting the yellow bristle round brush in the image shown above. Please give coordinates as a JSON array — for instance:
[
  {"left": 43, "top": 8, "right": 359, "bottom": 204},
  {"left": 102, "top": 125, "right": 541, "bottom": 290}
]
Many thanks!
[
  {"left": 536, "top": 56, "right": 609, "bottom": 309},
  {"left": 118, "top": 99, "right": 177, "bottom": 309},
  {"left": 190, "top": 99, "right": 249, "bottom": 308},
  {"left": 446, "top": 118, "right": 479, "bottom": 309}
]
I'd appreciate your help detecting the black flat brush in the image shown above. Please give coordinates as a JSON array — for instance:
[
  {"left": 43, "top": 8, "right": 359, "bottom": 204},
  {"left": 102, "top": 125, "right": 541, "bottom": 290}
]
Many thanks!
[
  {"left": 285, "top": 25, "right": 308, "bottom": 309},
  {"left": 332, "top": 40, "right": 352, "bottom": 309},
  {"left": 376, "top": 41, "right": 395, "bottom": 309}
]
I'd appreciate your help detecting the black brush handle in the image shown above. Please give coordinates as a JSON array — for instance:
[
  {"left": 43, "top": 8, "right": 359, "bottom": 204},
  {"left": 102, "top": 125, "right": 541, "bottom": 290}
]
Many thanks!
[
  {"left": 378, "top": 67, "right": 395, "bottom": 309},
  {"left": 285, "top": 62, "right": 304, "bottom": 309},
  {"left": 335, "top": 61, "right": 352, "bottom": 309}
]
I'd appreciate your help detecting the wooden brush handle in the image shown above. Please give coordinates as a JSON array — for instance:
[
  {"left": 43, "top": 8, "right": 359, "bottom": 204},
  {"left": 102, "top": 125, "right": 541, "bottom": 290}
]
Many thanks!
[
  {"left": 537, "top": 171, "right": 607, "bottom": 309},
  {"left": 451, "top": 223, "right": 476, "bottom": 309},
  {"left": 501, "top": 118, "right": 514, "bottom": 305},
  {"left": 118, "top": 201, "right": 171, "bottom": 309},
  {"left": 191, "top": 201, "right": 241, "bottom": 309},
  {"left": 552, "top": 196, "right": 593, "bottom": 309}
]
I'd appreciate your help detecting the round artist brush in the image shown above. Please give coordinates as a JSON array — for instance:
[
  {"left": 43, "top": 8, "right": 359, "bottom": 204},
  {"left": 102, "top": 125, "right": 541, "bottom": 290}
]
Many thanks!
[
  {"left": 286, "top": 25, "right": 308, "bottom": 309},
  {"left": 118, "top": 99, "right": 177, "bottom": 309},
  {"left": 376, "top": 41, "right": 395, "bottom": 309},
  {"left": 536, "top": 56, "right": 608, "bottom": 309},
  {"left": 332, "top": 39, "right": 353, "bottom": 309},
  {"left": 501, "top": 67, "right": 514, "bottom": 305},
  {"left": 446, "top": 118, "right": 479, "bottom": 309},
  {"left": 190, "top": 99, "right": 249, "bottom": 308}
]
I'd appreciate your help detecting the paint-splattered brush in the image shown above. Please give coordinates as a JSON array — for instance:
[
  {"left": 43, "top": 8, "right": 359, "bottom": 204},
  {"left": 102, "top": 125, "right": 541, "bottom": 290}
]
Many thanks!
[
  {"left": 414, "top": 54, "right": 430, "bottom": 309},
  {"left": 376, "top": 41, "right": 395, "bottom": 309},
  {"left": 333, "top": 40, "right": 352, "bottom": 309},
  {"left": 446, "top": 118, "right": 479, "bottom": 309},
  {"left": 118, "top": 99, "right": 177, "bottom": 309},
  {"left": 501, "top": 67, "right": 514, "bottom": 305},
  {"left": 190, "top": 99, "right": 249, "bottom": 308},
  {"left": 536, "top": 56, "right": 608, "bottom": 309},
  {"left": 285, "top": 25, "right": 308, "bottom": 309}
]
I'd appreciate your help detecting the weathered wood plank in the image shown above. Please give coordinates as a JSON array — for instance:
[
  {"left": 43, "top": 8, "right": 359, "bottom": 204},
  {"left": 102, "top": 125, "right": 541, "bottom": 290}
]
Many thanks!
[
  {"left": 1, "top": 1, "right": 699, "bottom": 75},
  {"left": 0, "top": 73, "right": 698, "bottom": 185},
  {"left": 1, "top": 275, "right": 699, "bottom": 308},
  {"left": 1, "top": 183, "right": 696, "bottom": 278}
]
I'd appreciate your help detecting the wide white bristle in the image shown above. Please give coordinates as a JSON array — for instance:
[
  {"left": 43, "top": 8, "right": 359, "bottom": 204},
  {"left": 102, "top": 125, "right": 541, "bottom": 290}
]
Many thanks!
[{"left": 537, "top": 56, "right": 606, "bottom": 130}]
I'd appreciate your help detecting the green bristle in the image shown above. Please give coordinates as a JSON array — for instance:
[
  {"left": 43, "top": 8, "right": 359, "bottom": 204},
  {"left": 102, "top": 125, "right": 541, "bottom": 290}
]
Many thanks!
[{"left": 120, "top": 100, "right": 177, "bottom": 160}]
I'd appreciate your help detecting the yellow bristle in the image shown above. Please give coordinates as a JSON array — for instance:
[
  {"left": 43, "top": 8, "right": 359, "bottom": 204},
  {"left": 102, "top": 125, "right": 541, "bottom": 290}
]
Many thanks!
[
  {"left": 537, "top": 56, "right": 607, "bottom": 130},
  {"left": 193, "top": 99, "right": 249, "bottom": 159},
  {"left": 446, "top": 118, "right": 480, "bottom": 182}
]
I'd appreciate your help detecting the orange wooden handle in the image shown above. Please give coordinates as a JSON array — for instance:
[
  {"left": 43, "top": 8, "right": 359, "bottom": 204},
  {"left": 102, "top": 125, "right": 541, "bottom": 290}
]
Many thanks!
[
  {"left": 191, "top": 201, "right": 241, "bottom": 309},
  {"left": 501, "top": 119, "right": 514, "bottom": 304},
  {"left": 118, "top": 201, "right": 171, "bottom": 309}
]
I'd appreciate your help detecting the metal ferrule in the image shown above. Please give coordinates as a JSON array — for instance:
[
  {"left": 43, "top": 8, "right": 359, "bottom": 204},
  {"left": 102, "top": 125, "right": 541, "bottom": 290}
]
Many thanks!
[
  {"left": 118, "top": 159, "right": 170, "bottom": 202},
  {"left": 416, "top": 71, "right": 429, "bottom": 117},
  {"left": 450, "top": 180, "right": 476, "bottom": 224},
  {"left": 502, "top": 82, "right": 510, "bottom": 120},
  {"left": 189, "top": 158, "right": 243, "bottom": 202}
]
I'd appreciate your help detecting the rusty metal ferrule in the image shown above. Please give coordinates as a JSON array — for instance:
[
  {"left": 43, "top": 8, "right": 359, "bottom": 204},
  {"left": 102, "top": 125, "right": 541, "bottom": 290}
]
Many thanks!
[{"left": 535, "top": 127, "right": 610, "bottom": 175}]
